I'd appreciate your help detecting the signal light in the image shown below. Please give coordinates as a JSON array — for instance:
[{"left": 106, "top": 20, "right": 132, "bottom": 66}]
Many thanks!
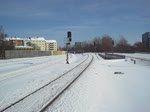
[
  {"left": 94, "top": 42, "right": 96, "bottom": 47},
  {"left": 69, "top": 37, "right": 72, "bottom": 42},
  {"left": 67, "top": 31, "right": 71, "bottom": 38},
  {"left": 112, "top": 40, "right": 114, "bottom": 46}
]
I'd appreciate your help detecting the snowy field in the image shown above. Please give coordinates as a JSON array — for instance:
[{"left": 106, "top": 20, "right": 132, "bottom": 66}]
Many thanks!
[
  {"left": 0, "top": 53, "right": 150, "bottom": 112},
  {"left": 116, "top": 53, "right": 150, "bottom": 60}
]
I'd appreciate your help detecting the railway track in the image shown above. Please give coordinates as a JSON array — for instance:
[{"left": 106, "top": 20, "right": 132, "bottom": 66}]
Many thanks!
[
  {"left": 0, "top": 54, "right": 74, "bottom": 82},
  {"left": 0, "top": 54, "right": 93, "bottom": 112},
  {"left": 0, "top": 56, "right": 66, "bottom": 82},
  {"left": 95, "top": 53, "right": 100, "bottom": 60},
  {"left": 0, "top": 55, "right": 67, "bottom": 66}
]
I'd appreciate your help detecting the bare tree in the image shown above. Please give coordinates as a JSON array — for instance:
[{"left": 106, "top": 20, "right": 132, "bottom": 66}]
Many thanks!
[
  {"left": 101, "top": 35, "right": 113, "bottom": 52},
  {"left": 68, "top": 35, "right": 142, "bottom": 53},
  {"left": 118, "top": 37, "right": 128, "bottom": 45},
  {"left": 93, "top": 37, "right": 102, "bottom": 52},
  {"left": 0, "top": 25, "right": 6, "bottom": 39},
  {"left": 134, "top": 41, "right": 145, "bottom": 52},
  {"left": 114, "top": 37, "right": 134, "bottom": 53}
]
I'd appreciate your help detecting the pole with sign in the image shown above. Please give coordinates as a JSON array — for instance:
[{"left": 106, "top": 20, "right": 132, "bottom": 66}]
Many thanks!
[
  {"left": 112, "top": 40, "right": 114, "bottom": 54},
  {"left": 66, "top": 31, "right": 72, "bottom": 64},
  {"left": 94, "top": 42, "right": 96, "bottom": 54}
]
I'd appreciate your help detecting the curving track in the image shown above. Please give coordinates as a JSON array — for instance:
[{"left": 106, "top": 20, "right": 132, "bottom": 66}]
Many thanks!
[
  {"left": 0, "top": 56, "right": 67, "bottom": 82},
  {"left": 0, "top": 54, "right": 93, "bottom": 112},
  {"left": 0, "top": 56, "right": 57, "bottom": 66}
]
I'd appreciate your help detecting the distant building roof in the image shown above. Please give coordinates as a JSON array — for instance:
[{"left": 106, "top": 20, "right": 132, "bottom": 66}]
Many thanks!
[
  {"left": 15, "top": 46, "right": 33, "bottom": 48},
  {"left": 29, "top": 37, "right": 45, "bottom": 41},
  {"left": 45, "top": 40, "right": 57, "bottom": 43},
  {"left": 4, "top": 37, "right": 23, "bottom": 41}
]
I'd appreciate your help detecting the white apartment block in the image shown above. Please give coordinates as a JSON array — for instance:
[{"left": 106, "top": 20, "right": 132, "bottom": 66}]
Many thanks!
[
  {"left": 29, "top": 37, "right": 46, "bottom": 51},
  {"left": 46, "top": 40, "right": 57, "bottom": 51}
]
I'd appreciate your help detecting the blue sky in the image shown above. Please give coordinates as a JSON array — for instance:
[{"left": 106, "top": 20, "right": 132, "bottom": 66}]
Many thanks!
[{"left": 0, "top": 0, "right": 150, "bottom": 46}]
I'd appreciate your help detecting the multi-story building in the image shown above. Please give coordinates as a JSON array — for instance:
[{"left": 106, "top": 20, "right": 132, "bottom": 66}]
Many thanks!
[
  {"left": 1, "top": 37, "right": 33, "bottom": 50},
  {"left": 29, "top": 37, "right": 46, "bottom": 51},
  {"left": 75, "top": 42, "right": 82, "bottom": 49},
  {"left": 4, "top": 37, "right": 24, "bottom": 46},
  {"left": 45, "top": 40, "right": 57, "bottom": 51},
  {"left": 2, "top": 37, "right": 57, "bottom": 51},
  {"left": 142, "top": 32, "right": 150, "bottom": 49}
]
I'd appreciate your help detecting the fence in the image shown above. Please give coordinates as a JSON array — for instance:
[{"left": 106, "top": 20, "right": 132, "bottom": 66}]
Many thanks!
[
  {"left": 1, "top": 50, "right": 66, "bottom": 59},
  {"left": 98, "top": 53, "right": 125, "bottom": 59}
]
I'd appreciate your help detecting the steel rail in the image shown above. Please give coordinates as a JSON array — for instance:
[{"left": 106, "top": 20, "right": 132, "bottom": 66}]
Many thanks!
[
  {"left": 0, "top": 54, "right": 72, "bottom": 66},
  {"left": 95, "top": 53, "right": 100, "bottom": 60},
  {"left": 0, "top": 54, "right": 91, "bottom": 112},
  {"left": 0, "top": 57, "right": 65, "bottom": 82},
  {"left": 0, "top": 56, "right": 53, "bottom": 66},
  {"left": 0, "top": 55, "right": 73, "bottom": 82},
  {"left": 39, "top": 54, "right": 93, "bottom": 112}
]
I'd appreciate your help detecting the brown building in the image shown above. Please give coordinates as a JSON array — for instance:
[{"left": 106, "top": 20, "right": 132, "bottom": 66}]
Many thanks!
[
  {"left": 2, "top": 37, "right": 33, "bottom": 50},
  {"left": 6, "top": 37, "right": 24, "bottom": 46}
]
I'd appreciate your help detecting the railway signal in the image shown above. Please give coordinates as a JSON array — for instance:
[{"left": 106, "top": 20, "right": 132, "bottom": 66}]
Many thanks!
[
  {"left": 112, "top": 40, "right": 114, "bottom": 54},
  {"left": 66, "top": 31, "right": 72, "bottom": 64},
  {"left": 94, "top": 42, "right": 96, "bottom": 54}
]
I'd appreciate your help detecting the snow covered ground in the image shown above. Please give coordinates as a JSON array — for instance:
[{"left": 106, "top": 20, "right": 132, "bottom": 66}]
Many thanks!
[
  {"left": 0, "top": 54, "right": 87, "bottom": 111},
  {"left": 0, "top": 53, "right": 150, "bottom": 112},
  {"left": 116, "top": 53, "right": 150, "bottom": 60},
  {"left": 46, "top": 53, "right": 150, "bottom": 112}
]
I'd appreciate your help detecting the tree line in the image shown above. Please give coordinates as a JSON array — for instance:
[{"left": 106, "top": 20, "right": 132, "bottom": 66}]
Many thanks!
[
  {"left": 0, "top": 25, "right": 8, "bottom": 39},
  {"left": 0, "top": 25, "right": 149, "bottom": 53},
  {"left": 0, "top": 26, "right": 11, "bottom": 58},
  {"left": 64, "top": 35, "right": 149, "bottom": 53}
]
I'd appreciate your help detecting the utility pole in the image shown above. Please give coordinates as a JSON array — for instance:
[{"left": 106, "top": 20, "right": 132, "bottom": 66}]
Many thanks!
[
  {"left": 112, "top": 40, "right": 114, "bottom": 54},
  {"left": 94, "top": 42, "right": 96, "bottom": 54},
  {"left": 66, "top": 31, "right": 72, "bottom": 64},
  {"left": 1, "top": 40, "right": 5, "bottom": 59}
]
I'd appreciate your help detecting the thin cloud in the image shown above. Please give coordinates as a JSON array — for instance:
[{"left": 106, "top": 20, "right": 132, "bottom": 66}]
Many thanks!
[
  {"left": 1, "top": 0, "right": 150, "bottom": 46},
  {"left": 62, "top": 25, "right": 93, "bottom": 29}
]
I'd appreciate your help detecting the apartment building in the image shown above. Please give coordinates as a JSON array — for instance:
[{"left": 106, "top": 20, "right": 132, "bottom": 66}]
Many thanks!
[
  {"left": 45, "top": 40, "right": 57, "bottom": 51},
  {"left": 29, "top": 37, "right": 46, "bottom": 51},
  {"left": 0, "top": 37, "right": 34, "bottom": 50},
  {"left": 142, "top": 32, "right": 150, "bottom": 49},
  {"left": 4, "top": 37, "right": 24, "bottom": 46}
]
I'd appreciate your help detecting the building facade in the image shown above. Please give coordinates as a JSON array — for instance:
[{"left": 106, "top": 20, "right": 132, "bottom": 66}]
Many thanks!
[
  {"left": 75, "top": 42, "right": 82, "bottom": 49},
  {"left": 29, "top": 37, "right": 46, "bottom": 51},
  {"left": 4, "top": 37, "right": 24, "bottom": 46},
  {"left": 1, "top": 37, "right": 57, "bottom": 51},
  {"left": 142, "top": 32, "right": 150, "bottom": 49},
  {"left": 45, "top": 40, "right": 57, "bottom": 51}
]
